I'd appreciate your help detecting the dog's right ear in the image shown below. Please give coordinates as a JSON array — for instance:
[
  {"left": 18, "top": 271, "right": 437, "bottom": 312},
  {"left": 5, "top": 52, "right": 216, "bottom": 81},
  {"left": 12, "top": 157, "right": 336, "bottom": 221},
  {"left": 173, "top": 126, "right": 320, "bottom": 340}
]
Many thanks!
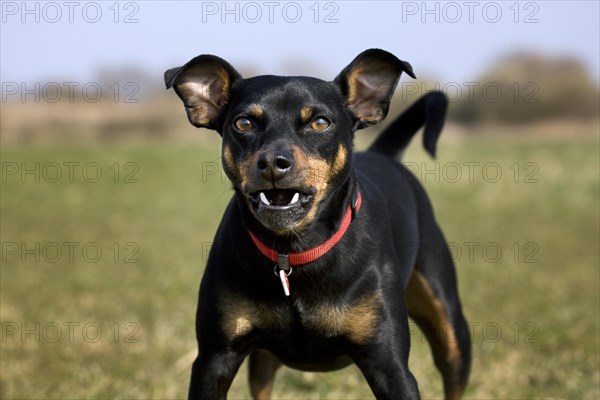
[{"left": 164, "top": 55, "right": 242, "bottom": 131}]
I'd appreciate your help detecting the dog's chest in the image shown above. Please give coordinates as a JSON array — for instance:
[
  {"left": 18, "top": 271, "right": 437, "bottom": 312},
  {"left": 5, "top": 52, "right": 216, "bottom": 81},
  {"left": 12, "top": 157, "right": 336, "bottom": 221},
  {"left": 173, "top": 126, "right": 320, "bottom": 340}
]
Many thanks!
[{"left": 219, "top": 291, "right": 382, "bottom": 345}]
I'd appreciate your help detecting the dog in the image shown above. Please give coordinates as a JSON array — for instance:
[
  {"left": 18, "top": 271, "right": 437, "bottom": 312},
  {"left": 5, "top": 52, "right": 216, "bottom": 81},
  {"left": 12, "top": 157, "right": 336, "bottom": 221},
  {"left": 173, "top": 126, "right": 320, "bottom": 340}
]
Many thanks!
[{"left": 165, "top": 49, "right": 471, "bottom": 400}]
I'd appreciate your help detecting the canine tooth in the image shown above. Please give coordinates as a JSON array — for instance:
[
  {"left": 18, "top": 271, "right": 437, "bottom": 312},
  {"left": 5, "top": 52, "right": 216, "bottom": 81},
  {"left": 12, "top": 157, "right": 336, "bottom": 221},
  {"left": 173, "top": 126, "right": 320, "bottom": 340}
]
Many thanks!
[
  {"left": 259, "top": 192, "right": 271, "bottom": 205},
  {"left": 290, "top": 192, "right": 300, "bottom": 204}
]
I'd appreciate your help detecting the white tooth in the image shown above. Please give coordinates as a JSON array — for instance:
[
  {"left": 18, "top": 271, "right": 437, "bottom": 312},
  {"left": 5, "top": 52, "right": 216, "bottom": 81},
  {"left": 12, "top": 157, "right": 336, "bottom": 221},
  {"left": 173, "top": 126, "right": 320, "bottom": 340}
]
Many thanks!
[
  {"left": 290, "top": 192, "right": 300, "bottom": 204},
  {"left": 259, "top": 192, "right": 270, "bottom": 205}
]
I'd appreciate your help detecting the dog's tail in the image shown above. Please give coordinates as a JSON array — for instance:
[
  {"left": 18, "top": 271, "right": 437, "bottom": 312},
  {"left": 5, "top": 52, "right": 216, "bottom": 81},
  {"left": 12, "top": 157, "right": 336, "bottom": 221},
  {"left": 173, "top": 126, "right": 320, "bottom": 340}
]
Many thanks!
[{"left": 368, "top": 91, "right": 448, "bottom": 160}]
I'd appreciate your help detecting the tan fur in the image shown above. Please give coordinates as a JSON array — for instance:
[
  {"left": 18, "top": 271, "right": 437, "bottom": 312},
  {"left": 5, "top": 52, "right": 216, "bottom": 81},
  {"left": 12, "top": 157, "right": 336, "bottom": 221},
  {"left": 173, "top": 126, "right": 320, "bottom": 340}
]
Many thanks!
[
  {"left": 228, "top": 144, "right": 348, "bottom": 234},
  {"left": 293, "top": 144, "right": 347, "bottom": 230},
  {"left": 300, "top": 106, "right": 313, "bottom": 123},
  {"left": 220, "top": 289, "right": 381, "bottom": 345},
  {"left": 346, "top": 66, "right": 364, "bottom": 106},
  {"left": 248, "top": 104, "right": 264, "bottom": 119},
  {"left": 252, "top": 378, "right": 274, "bottom": 400},
  {"left": 406, "top": 271, "right": 461, "bottom": 363},
  {"left": 331, "top": 144, "right": 347, "bottom": 177},
  {"left": 214, "top": 65, "right": 231, "bottom": 103},
  {"left": 249, "top": 349, "right": 280, "bottom": 400},
  {"left": 253, "top": 387, "right": 272, "bottom": 400},
  {"left": 219, "top": 291, "right": 292, "bottom": 341},
  {"left": 238, "top": 151, "right": 259, "bottom": 189},
  {"left": 344, "top": 291, "right": 382, "bottom": 344},
  {"left": 406, "top": 271, "right": 463, "bottom": 399},
  {"left": 303, "top": 291, "right": 382, "bottom": 344},
  {"left": 222, "top": 145, "right": 238, "bottom": 182},
  {"left": 344, "top": 63, "right": 388, "bottom": 125}
]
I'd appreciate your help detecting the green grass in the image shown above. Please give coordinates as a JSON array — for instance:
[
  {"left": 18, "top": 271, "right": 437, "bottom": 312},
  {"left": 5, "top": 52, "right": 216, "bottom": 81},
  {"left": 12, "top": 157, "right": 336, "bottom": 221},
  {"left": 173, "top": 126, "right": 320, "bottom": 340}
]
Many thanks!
[{"left": 1, "top": 133, "right": 598, "bottom": 399}]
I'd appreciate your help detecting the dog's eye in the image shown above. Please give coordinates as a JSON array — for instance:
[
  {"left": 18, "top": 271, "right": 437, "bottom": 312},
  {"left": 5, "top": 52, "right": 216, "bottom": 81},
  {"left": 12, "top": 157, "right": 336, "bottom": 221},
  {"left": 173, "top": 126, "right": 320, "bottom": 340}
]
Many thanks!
[
  {"left": 234, "top": 117, "right": 254, "bottom": 132},
  {"left": 310, "top": 117, "right": 331, "bottom": 131}
]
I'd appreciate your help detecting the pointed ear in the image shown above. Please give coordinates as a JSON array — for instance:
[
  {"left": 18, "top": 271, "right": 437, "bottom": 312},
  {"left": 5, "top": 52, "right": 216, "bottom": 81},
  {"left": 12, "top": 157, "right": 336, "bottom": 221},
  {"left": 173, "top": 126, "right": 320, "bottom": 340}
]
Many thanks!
[
  {"left": 334, "top": 49, "right": 416, "bottom": 129},
  {"left": 164, "top": 55, "right": 242, "bottom": 131}
]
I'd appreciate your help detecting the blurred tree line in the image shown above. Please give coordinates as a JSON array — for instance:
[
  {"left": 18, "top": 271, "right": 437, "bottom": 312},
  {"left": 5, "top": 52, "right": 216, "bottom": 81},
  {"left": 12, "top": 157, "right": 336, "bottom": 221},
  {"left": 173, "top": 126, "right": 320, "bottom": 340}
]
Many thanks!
[
  {"left": 448, "top": 53, "right": 599, "bottom": 124},
  {"left": 4, "top": 52, "right": 598, "bottom": 145}
]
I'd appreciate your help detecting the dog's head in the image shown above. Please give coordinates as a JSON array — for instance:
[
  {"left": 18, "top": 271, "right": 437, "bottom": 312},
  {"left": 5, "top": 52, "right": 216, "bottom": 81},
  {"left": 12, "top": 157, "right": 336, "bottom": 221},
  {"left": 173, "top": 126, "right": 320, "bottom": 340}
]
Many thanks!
[{"left": 165, "top": 49, "right": 415, "bottom": 234}]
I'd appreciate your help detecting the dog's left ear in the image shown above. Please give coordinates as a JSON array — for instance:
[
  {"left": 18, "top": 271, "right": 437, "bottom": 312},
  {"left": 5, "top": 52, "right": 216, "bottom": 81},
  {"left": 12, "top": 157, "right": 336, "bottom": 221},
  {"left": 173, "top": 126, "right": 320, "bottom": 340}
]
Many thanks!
[
  {"left": 335, "top": 49, "right": 416, "bottom": 129},
  {"left": 165, "top": 55, "right": 242, "bottom": 131}
]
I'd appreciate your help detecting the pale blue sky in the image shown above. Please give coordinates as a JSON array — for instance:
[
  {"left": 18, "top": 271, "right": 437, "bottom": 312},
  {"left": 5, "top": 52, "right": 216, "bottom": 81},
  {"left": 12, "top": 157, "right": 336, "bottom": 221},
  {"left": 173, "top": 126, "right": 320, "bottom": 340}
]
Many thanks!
[{"left": 1, "top": 1, "right": 599, "bottom": 84}]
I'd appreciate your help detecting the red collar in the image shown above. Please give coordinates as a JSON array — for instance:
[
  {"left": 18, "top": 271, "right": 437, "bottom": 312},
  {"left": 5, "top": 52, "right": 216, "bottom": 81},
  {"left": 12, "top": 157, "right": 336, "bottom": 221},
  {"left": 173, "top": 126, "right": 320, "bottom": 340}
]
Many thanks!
[{"left": 248, "top": 191, "right": 362, "bottom": 269}]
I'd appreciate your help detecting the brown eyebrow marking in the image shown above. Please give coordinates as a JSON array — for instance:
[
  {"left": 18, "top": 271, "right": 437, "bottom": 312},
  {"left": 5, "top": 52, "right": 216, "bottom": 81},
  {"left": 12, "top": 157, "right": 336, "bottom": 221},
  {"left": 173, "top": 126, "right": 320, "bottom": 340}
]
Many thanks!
[
  {"left": 300, "top": 106, "right": 313, "bottom": 123},
  {"left": 247, "top": 104, "right": 264, "bottom": 119}
]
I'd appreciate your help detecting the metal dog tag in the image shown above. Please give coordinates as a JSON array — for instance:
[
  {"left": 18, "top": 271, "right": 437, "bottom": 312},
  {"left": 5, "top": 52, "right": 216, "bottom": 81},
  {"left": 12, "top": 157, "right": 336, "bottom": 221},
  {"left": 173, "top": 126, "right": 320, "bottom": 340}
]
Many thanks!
[{"left": 278, "top": 268, "right": 291, "bottom": 296}]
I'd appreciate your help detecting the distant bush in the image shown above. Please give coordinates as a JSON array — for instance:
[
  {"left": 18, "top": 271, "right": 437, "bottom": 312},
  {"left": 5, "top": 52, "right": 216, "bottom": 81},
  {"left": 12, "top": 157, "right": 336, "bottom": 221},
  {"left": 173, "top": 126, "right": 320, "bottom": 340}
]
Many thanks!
[{"left": 449, "top": 53, "right": 599, "bottom": 124}]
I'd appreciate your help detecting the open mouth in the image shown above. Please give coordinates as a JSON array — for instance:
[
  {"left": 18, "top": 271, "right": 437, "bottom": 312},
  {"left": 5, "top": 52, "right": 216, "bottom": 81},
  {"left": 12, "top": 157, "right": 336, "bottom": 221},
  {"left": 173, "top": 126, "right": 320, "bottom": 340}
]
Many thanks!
[
  {"left": 245, "top": 187, "right": 317, "bottom": 232},
  {"left": 250, "top": 189, "right": 313, "bottom": 210}
]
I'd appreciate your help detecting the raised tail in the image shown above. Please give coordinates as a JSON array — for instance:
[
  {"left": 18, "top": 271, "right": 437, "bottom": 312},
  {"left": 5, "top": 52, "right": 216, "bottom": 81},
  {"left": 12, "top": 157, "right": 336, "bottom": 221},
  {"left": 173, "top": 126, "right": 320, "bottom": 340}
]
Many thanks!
[{"left": 368, "top": 91, "right": 448, "bottom": 160}]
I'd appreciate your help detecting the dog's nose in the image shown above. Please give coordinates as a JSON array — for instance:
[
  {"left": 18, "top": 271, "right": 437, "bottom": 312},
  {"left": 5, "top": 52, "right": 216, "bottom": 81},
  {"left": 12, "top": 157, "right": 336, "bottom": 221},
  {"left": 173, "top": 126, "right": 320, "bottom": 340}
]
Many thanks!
[{"left": 257, "top": 152, "right": 293, "bottom": 181}]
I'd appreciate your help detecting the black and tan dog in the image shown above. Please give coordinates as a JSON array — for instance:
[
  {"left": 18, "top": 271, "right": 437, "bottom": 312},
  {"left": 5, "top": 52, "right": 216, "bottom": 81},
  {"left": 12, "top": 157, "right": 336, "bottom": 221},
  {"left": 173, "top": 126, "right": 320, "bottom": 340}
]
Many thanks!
[{"left": 165, "top": 49, "right": 471, "bottom": 400}]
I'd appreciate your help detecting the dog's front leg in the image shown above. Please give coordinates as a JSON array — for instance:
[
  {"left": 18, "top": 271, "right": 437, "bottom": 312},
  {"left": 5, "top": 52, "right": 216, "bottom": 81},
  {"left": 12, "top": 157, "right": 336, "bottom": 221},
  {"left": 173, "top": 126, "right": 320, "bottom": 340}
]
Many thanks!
[
  {"left": 349, "top": 313, "right": 421, "bottom": 400},
  {"left": 352, "top": 345, "right": 420, "bottom": 400},
  {"left": 188, "top": 348, "right": 245, "bottom": 400}
]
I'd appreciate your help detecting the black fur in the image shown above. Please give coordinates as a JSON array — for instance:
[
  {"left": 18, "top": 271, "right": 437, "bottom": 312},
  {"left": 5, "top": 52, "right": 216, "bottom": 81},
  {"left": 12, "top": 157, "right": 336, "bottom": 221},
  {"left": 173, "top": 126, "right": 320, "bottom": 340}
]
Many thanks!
[{"left": 166, "top": 49, "right": 470, "bottom": 400}]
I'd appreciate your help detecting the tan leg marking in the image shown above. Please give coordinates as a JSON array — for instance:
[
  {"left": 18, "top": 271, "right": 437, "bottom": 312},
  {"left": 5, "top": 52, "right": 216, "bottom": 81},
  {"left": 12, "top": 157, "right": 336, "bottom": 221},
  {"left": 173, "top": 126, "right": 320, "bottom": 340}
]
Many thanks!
[
  {"left": 249, "top": 349, "right": 280, "bottom": 400},
  {"left": 406, "top": 271, "right": 463, "bottom": 399}
]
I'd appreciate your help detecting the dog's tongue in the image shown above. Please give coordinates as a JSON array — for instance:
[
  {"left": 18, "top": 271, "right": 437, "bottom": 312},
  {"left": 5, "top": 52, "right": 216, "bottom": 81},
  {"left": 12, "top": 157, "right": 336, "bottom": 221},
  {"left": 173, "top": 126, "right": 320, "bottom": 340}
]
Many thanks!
[{"left": 267, "top": 189, "right": 295, "bottom": 206}]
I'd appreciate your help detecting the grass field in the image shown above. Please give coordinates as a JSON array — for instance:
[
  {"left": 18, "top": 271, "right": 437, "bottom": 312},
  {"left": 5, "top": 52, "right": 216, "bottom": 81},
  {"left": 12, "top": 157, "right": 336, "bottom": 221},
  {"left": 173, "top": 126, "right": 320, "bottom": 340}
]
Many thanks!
[{"left": 1, "top": 130, "right": 598, "bottom": 399}]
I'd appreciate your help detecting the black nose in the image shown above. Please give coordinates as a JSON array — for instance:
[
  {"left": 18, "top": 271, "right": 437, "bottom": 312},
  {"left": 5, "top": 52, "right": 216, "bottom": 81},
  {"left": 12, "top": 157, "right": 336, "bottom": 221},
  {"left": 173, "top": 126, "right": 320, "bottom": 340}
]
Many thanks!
[{"left": 257, "top": 152, "right": 294, "bottom": 181}]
